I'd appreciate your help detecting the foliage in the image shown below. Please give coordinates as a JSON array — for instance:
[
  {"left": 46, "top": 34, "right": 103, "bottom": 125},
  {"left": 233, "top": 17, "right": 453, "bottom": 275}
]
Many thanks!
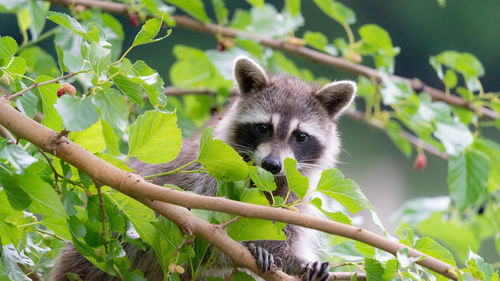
[{"left": 0, "top": 0, "right": 499, "bottom": 280}]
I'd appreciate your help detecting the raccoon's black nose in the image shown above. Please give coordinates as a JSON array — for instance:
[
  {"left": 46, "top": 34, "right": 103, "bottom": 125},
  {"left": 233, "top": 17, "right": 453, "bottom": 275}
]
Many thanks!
[{"left": 262, "top": 156, "right": 282, "bottom": 174}]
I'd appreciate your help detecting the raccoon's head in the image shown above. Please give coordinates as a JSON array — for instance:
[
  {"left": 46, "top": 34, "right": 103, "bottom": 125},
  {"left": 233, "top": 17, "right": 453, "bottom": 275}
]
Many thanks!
[{"left": 216, "top": 57, "right": 356, "bottom": 184}]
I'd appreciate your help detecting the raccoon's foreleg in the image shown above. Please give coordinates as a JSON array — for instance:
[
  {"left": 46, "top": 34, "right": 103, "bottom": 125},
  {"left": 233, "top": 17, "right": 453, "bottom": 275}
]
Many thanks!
[{"left": 248, "top": 243, "right": 330, "bottom": 281}]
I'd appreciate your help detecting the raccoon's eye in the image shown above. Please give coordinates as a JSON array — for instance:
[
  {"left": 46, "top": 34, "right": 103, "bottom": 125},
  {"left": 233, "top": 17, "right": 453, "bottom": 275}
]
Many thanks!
[
  {"left": 255, "top": 123, "right": 270, "bottom": 134},
  {"left": 295, "top": 132, "right": 309, "bottom": 143}
]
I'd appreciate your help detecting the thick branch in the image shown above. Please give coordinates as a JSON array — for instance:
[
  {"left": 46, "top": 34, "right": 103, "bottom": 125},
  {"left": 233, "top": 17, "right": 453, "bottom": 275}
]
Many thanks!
[
  {"left": 0, "top": 96, "right": 457, "bottom": 280},
  {"left": 45, "top": 0, "right": 498, "bottom": 121}
]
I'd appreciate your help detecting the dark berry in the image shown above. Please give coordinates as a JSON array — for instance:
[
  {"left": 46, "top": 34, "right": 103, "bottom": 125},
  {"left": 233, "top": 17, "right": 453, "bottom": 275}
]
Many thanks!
[
  {"left": 129, "top": 13, "right": 139, "bottom": 27},
  {"left": 57, "top": 88, "right": 66, "bottom": 97},
  {"left": 217, "top": 41, "right": 226, "bottom": 52}
]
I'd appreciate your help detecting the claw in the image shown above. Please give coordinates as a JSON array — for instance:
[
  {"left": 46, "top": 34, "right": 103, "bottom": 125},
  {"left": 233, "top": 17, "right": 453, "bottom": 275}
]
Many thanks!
[
  {"left": 301, "top": 261, "right": 331, "bottom": 281},
  {"left": 248, "top": 243, "right": 275, "bottom": 273}
]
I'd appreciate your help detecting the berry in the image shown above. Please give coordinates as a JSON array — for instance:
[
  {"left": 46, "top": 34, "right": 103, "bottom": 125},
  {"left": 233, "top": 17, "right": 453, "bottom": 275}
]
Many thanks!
[
  {"left": 75, "top": 5, "right": 85, "bottom": 13},
  {"left": 57, "top": 88, "right": 66, "bottom": 97},
  {"left": 129, "top": 13, "right": 139, "bottom": 27},
  {"left": 168, "top": 263, "right": 176, "bottom": 273},
  {"left": 62, "top": 83, "right": 76, "bottom": 95},
  {"left": 1, "top": 74, "right": 9, "bottom": 86},
  {"left": 175, "top": 265, "right": 185, "bottom": 274},
  {"left": 413, "top": 153, "right": 427, "bottom": 171},
  {"left": 217, "top": 41, "right": 226, "bottom": 52}
]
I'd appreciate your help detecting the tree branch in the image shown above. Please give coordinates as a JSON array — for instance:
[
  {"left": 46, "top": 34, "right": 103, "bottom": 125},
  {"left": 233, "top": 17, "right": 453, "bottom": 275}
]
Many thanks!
[
  {"left": 0, "top": 96, "right": 457, "bottom": 280},
  {"left": 0, "top": 124, "right": 16, "bottom": 144},
  {"left": 44, "top": 0, "right": 498, "bottom": 121},
  {"left": 8, "top": 71, "right": 85, "bottom": 100}
]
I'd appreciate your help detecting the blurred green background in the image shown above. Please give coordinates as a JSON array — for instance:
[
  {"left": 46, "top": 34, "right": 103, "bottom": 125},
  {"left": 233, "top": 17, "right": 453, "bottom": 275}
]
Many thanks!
[{"left": 1, "top": 0, "right": 499, "bottom": 262}]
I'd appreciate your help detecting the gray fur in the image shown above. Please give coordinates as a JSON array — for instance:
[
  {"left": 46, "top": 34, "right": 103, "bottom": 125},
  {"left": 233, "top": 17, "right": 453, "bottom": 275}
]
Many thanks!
[{"left": 50, "top": 57, "right": 355, "bottom": 281}]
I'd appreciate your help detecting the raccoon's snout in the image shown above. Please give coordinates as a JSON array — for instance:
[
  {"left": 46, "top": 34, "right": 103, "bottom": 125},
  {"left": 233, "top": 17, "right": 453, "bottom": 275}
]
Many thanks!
[{"left": 262, "top": 155, "right": 282, "bottom": 175}]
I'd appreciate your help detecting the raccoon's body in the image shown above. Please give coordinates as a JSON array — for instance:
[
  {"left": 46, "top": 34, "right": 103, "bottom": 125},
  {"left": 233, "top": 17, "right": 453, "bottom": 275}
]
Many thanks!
[{"left": 50, "top": 57, "right": 356, "bottom": 281}]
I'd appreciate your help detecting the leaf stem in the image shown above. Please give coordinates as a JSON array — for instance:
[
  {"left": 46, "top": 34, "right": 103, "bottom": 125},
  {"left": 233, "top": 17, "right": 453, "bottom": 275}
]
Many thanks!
[
  {"left": 113, "top": 44, "right": 135, "bottom": 66},
  {"left": 143, "top": 160, "right": 198, "bottom": 179},
  {"left": 343, "top": 23, "right": 355, "bottom": 46}
]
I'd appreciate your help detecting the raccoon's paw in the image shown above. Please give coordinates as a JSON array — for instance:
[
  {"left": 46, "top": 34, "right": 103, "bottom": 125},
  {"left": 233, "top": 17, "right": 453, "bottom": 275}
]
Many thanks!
[
  {"left": 300, "top": 261, "right": 331, "bottom": 281},
  {"left": 248, "top": 243, "right": 276, "bottom": 272}
]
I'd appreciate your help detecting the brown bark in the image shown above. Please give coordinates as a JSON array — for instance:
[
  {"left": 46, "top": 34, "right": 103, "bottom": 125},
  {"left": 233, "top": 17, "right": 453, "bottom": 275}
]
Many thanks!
[{"left": 0, "top": 96, "right": 457, "bottom": 280}]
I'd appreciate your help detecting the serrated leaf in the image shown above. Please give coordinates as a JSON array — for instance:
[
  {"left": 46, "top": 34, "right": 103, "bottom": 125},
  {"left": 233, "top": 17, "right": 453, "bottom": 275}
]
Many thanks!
[
  {"left": 248, "top": 166, "right": 277, "bottom": 192},
  {"left": 111, "top": 72, "right": 144, "bottom": 106},
  {"left": 285, "top": 0, "right": 301, "bottom": 16},
  {"left": 86, "top": 41, "right": 111, "bottom": 77},
  {"left": 0, "top": 36, "right": 18, "bottom": 61},
  {"left": 48, "top": 11, "right": 91, "bottom": 41},
  {"left": 246, "top": 4, "right": 303, "bottom": 38},
  {"left": 92, "top": 88, "right": 129, "bottom": 132},
  {"left": 133, "top": 16, "right": 170, "bottom": 46},
  {"left": 0, "top": 170, "right": 31, "bottom": 210},
  {"left": 0, "top": 145, "right": 37, "bottom": 173},
  {"left": 448, "top": 149, "right": 489, "bottom": 210},
  {"left": 364, "top": 257, "right": 384, "bottom": 281},
  {"left": 312, "top": 0, "right": 356, "bottom": 25},
  {"left": 359, "top": 24, "right": 395, "bottom": 54},
  {"left": 69, "top": 119, "right": 106, "bottom": 153},
  {"left": 20, "top": 46, "right": 58, "bottom": 77},
  {"left": 5, "top": 56, "right": 26, "bottom": 76},
  {"left": 310, "top": 197, "right": 352, "bottom": 225},
  {"left": 284, "top": 158, "right": 308, "bottom": 200},
  {"left": 197, "top": 127, "right": 248, "bottom": 181},
  {"left": 315, "top": 168, "right": 371, "bottom": 213},
  {"left": 385, "top": 121, "right": 412, "bottom": 157},
  {"left": 227, "top": 216, "right": 286, "bottom": 241},
  {"left": 434, "top": 121, "right": 473, "bottom": 156},
  {"left": 54, "top": 95, "right": 99, "bottom": 131},
  {"left": 1, "top": 244, "right": 33, "bottom": 281},
  {"left": 128, "top": 110, "right": 182, "bottom": 164},
  {"left": 414, "top": 237, "right": 457, "bottom": 267}
]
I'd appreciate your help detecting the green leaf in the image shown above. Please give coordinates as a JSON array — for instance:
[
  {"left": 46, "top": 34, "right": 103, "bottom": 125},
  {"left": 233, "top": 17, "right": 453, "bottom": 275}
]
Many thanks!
[
  {"left": 27, "top": 0, "right": 49, "bottom": 40},
  {"left": 380, "top": 73, "right": 413, "bottom": 105},
  {"left": 133, "top": 16, "right": 171, "bottom": 46},
  {"left": 435, "top": 51, "right": 485, "bottom": 78},
  {"left": 285, "top": 0, "right": 301, "bottom": 16},
  {"left": 310, "top": 197, "right": 352, "bottom": 225},
  {"left": 1, "top": 244, "right": 33, "bottom": 281},
  {"left": 448, "top": 149, "right": 489, "bottom": 210},
  {"left": 197, "top": 127, "right": 248, "bottom": 181},
  {"left": 5, "top": 57, "right": 26, "bottom": 76},
  {"left": 364, "top": 257, "right": 384, "bottom": 281},
  {"left": 315, "top": 168, "right": 371, "bottom": 213},
  {"left": 248, "top": 166, "right": 277, "bottom": 192},
  {"left": 303, "top": 31, "right": 328, "bottom": 51},
  {"left": 165, "top": 0, "right": 209, "bottom": 23},
  {"left": 48, "top": 11, "right": 91, "bottom": 41},
  {"left": 36, "top": 75, "right": 63, "bottom": 130},
  {"left": 211, "top": 0, "right": 228, "bottom": 25},
  {"left": 312, "top": 0, "right": 356, "bottom": 25},
  {"left": 86, "top": 41, "right": 111, "bottom": 78},
  {"left": 111, "top": 72, "right": 144, "bottom": 106},
  {"left": 20, "top": 46, "right": 58, "bottom": 77},
  {"left": 359, "top": 24, "right": 395, "bottom": 54},
  {"left": 54, "top": 95, "right": 99, "bottom": 131},
  {"left": 69, "top": 119, "right": 106, "bottom": 153},
  {"left": 415, "top": 93, "right": 451, "bottom": 123},
  {"left": 414, "top": 237, "right": 457, "bottom": 267},
  {"left": 0, "top": 36, "right": 18, "bottom": 61},
  {"left": 0, "top": 170, "right": 31, "bottom": 210},
  {"left": 131, "top": 60, "right": 164, "bottom": 106},
  {"left": 92, "top": 88, "right": 129, "bottom": 133},
  {"left": 284, "top": 158, "right": 308, "bottom": 200},
  {"left": 443, "top": 69, "right": 458, "bottom": 89},
  {"left": 434, "top": 121, "right": 473, "bottom": 156},
  {"left": 128, "top": 110, "right": 182, "bottom": 164},
  {"left": 385, "top": 121, "right": 412, "bottom": 157},
  {"left": 466, "top": 251, "right": 497, "bottom": 281},
  {"left": 0, "top": 145, "right": 37, "bottom": 173},
  {"left": 17, "top": 7, "right": 31, "bottom": 33}
]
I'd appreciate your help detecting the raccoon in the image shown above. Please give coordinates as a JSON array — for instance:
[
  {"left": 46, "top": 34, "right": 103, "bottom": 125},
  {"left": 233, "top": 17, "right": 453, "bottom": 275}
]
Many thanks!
[{"left": 50, "top": 57, "right": 356, "bottom": 281}]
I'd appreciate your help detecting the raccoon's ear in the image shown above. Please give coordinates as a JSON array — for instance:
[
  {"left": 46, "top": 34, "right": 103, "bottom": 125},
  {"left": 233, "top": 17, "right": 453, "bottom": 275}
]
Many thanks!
[
  {"left": 233, "top": 57, "right": 268, "bottom": 96},
  {"left": 314, "top": 80, "right": 356, "bottom": 118}
]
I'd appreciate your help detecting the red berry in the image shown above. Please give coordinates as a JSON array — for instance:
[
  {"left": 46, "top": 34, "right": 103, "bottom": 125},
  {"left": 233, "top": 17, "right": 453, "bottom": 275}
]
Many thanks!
[
  {"left": 57, "top": 88, "right": 66, "bottom": 97},
  {"left": 217, "top": 41, "right": 226, "bottom": 52},
  {"left": 414, "top": 154, "right": 427, "bottom": 171},
  {"left": 62, "top": 83, "right": 76, "bottom": 95},
  {"left": 129, "top": 13, "right": 139, "bottom": 27}
]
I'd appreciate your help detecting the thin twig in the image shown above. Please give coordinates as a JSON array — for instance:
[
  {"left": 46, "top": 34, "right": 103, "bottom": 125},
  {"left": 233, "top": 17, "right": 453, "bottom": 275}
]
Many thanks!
[
  {"left": 8, "top": 71, "right": 85, "bottom": 100},
  {"left": 18, "top": 264, "right": 44, "bottom": 281},
  {"left": 55, "top": 129, "right": 69, "bottom": 140},
  {"left": 172, "top": 234, "right": 189, "bottom": 258},
  {"left": 95, "top": 182, "right": 108, "bottom": 250},
  {"left": 219, "top": 216, "right": 240, "bottom": 229}
]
